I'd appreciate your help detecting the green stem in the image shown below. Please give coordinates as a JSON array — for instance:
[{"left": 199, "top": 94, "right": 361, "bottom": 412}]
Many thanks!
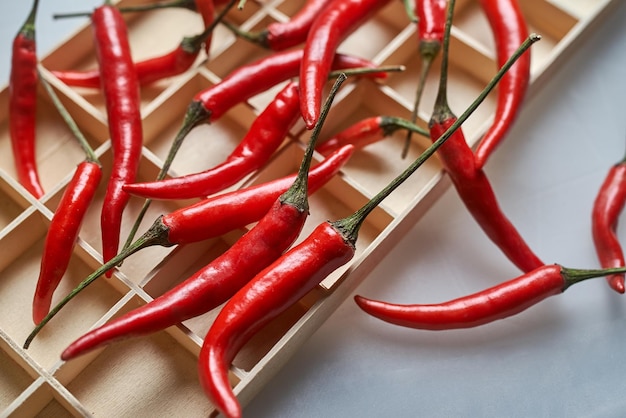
[
  {"left": 118, "top": 0, "right": 196, "bottom": 13},
  {"left": 23, "top": 218, "right": 173, "bottom": 349},
  {"left": 39, "top": 70, "right": 99, "bottom": 164},
  {"left": 221, "top": 20, "right": 269, "bottom": 48},
  {"left": 281, "top": 74, "right": 347, "bottom": 209},
  {"left": 431, "top": 0, "right": 455, "bottom": 122},
  {"left": 332, "top": 33, "right": 541, "bottom": 244},
  {"left": 563, "top": 265, "right": 626, "bottom": 289},
  {"left": 379, "top": 116, "right": 429, "bottom": 138},
  {"left": 402, "top": 0, "right": 417, "bottom": 23},
  {"left": 21, "top": 0, "right": 40, "bottom": 38},
  {"left": 183, "top": 0, "right": 238, "bottom": 53},
  {"left": 52, "top": 11, "right": 92, "bottom": 19},
  {"left": 328, "top": 65, "right": 405, "bottom": 79},
  {"left": 402, "top": 41, "right": 440, "bottom": 159}
]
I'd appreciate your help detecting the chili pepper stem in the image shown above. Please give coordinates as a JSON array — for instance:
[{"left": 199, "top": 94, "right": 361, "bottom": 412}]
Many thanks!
[
  {"left": 222, "top": 20, "right": 268, "bottom": 47},
  {"left": 183, "top": 0, "right": 238, "bottom": 53},
  {"left": 119, "top": 0, "right": 197, "bottom": 13},
  {"left": 21, "top": 0, "right": 39, "bottom": 36},
  {"left": 562, "top": 266, "right": 626, "bottom": 289},
  {"left": 379, "top": 116, "right": 429, "bottom": 138},
  {"left": 333, "top": 33, "right": 540, "bottom": 244},
  {"left": 23, "top": 218, "right": 172, "bottom": 349},
  {"left": 402, "top": 47, "right": 438, "bottom": 159},
  {"left": 282, "top": 74, "right": 347, "bottom": 208},
  {"left": 402, "top": 0, "right": 418, "bottom": 22},
  {"left": 38, "top": 70, "right": 99, "bottom": 164}
]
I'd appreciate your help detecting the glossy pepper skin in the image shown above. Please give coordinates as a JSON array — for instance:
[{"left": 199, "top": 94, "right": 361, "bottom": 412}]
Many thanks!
[
  {"left": 198, "top": 221, "right": 355, "bottom": 418},
  {"left": 354, "top": 264, "right": 626, "bottom": 330},
  {"left": 93, "top": 4, "right": 143, "bottom": 272},
  {"left": 591, "top": 160, "right": 626, "bottom": 293},
  {"left": 473, "top": 0, "right": 530, "bottom": 170},
  {"left": 33, "top": 161, "right": 102, "bottom": 324},
  {"left": 429, "top": 117, "right": 543, "bottom": 272},
  {"left": 61, "top": 197, "right": 309, "bottom": 361},
  {"left": 123, "top": 82, "right": 302, "bottom": 200},
  {"left": 9, "top": 0, "right": 44, "bottom": 198},
  {"left": 22, "top": 146, "right": 354, "bottom": 350},
  {"left": 300, "top": 0, "right": 391, "bottom": 129}
]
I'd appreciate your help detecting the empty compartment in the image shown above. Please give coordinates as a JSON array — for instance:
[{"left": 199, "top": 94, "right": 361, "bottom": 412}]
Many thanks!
[
  {"left": 64, "top": 326, "right": 212, "bottom": 416},
  {"left": 0, "top": 211, "right": 124, "bottom": 370}
]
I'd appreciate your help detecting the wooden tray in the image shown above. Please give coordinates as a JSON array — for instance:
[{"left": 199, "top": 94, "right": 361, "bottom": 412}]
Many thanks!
[{"left": 0, "top": 0, "right": 620, "bottom": 416}]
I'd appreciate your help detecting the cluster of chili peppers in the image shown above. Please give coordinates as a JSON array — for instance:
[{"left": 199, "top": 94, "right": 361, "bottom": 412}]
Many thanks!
[{"left": 11, "top": 0, "right": 626, "bottom": 416}]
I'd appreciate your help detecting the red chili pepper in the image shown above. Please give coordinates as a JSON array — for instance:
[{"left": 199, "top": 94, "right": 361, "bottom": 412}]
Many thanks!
[
  {"left": 300, "top": 0, "right": 391, "bottom": 129},
  {"left": 59, "top": 75, "right": 350, "bottom": 361},
  {"left": 402, "top": 0, "right": 447, "bottom": 158},
  {"left": 51, "top": 0, "right": 229, "bottom": 88},
  {"left": 591, "top": 156, "right": 626, "bottom": 294},
  {"left": 225, "top": 0, "right": 332, "bottom": 50},
  {"left": 33, "top": 161, "right": 102, "bottom": 324},
  {"left": 93, "top": 3, "right": 144, "bottom": 273},
  {"left": 32, "top": 75, "right": 103, "bottom": 325},
  {"left": 473, "top": 0, "right": 530, "bottom": 170},
  {"left": 428, "top": 0, "right": 542, "bottom": 273},
  {"left": 23, "top": 145, "right": 354, "bottom": 349},
  {"left": 122, "top": 81, "right": 301, "bottom": 200},
  {"left": 354, "top": 264, "right": 626, "bottom": 330},
  {"left": 9, "top": 0, "right": 44, "bottom": 198},
  {"left": 316, "top": 115, "right": 429, "bottom": 155},
  {"left": 199, "top": 220, "right": 355, "bottom": 418}
]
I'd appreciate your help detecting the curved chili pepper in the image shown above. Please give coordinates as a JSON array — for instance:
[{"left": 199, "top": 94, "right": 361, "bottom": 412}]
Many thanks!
[
  {"left": 591, "top": 154, "right": 626, "bottom": 294},
  {"left": 33, "top": 161, "right": 102, "bottom": 324},
  {"left": 473, "top": 0, "right": 530, "bottom": 170},
  {"left": 59, "top": 75, "right": 350, "bottom": 361},
  {"left": 224, "top": 0, "right": 331, "bottom": 50},
  {"left": 354, "top": 264, "right": 626, "bottom": 330},
  {"left": 51, "top": 0, "right": 229, "bottom": 88},
  {"left": 402, "top": 0, "right": 447, "bottom": 158},
  {"left": 199, "top": 220, "right": 355, "bottom": 418},
  {"left": 32, "top": 74, "right": 103, "bottom": 325},
  {"left": 9, "top": 0, "right": 44, "bottom": 198},
  {"left": 23, "top": 145, "right": 354, "bottom": 349},
  {"left": 300, "top": 0, "right": 391, "bottom": 129},
  {"left": 428, "top": 0, "right": 542, "bottom": 273},
  {"left": 195, "top": 32, "right": 540, "bottom": 412},
  {"left": 93, "top": 3, "right": 144, "bottom": 273},
  {"left": 316, "top": 115, "right": 429, "bottom": 155},
  {"left": 122, "top": 81, "right": 301, "bottom": 200}
]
